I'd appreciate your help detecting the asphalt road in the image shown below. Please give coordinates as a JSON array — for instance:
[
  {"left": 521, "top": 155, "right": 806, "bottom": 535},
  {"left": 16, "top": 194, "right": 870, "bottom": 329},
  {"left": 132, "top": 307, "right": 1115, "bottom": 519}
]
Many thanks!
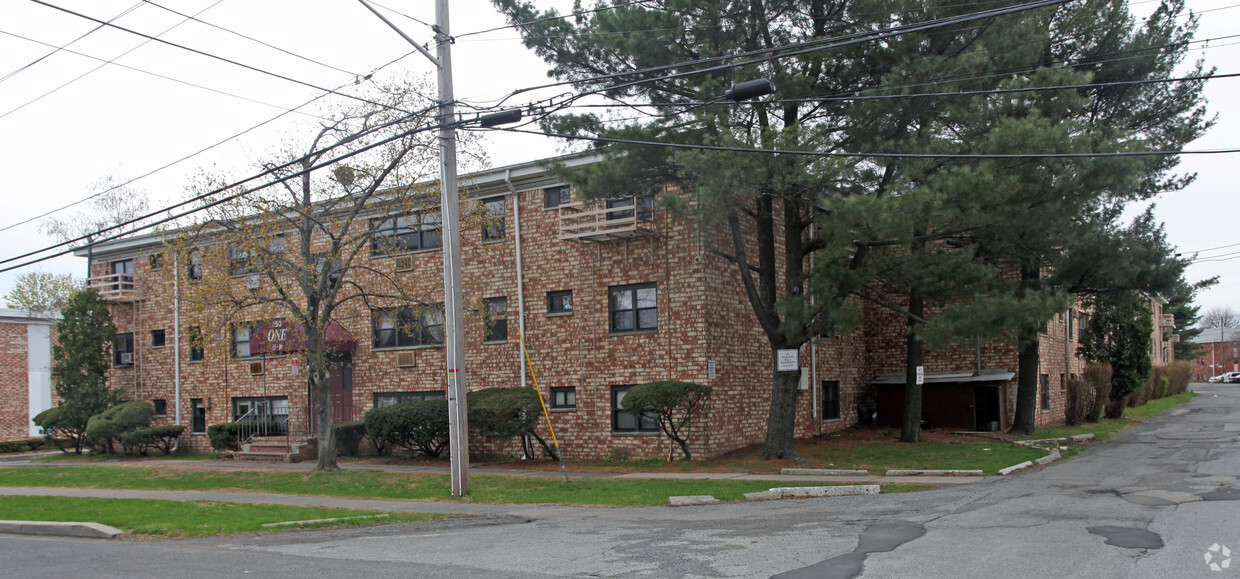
[{"left": 2, "top": 383, "right": 1237, "bottom": 578}]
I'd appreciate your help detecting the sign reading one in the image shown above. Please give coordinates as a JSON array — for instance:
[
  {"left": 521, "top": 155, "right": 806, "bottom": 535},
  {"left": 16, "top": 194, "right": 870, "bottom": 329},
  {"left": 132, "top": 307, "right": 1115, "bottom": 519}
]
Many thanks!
[
  {"left": 916, "top": 365, "right": 925, "bottom": 385},
  {"left": 777, "top": 349, "right": 799, "bottom": 372}
]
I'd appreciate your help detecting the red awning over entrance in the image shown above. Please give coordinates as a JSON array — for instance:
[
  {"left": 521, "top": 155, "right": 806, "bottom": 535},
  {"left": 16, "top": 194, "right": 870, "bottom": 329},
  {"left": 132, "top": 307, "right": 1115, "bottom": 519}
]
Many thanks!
[{"left": 249, "top": 318, "right": 358, "bottom": 355}]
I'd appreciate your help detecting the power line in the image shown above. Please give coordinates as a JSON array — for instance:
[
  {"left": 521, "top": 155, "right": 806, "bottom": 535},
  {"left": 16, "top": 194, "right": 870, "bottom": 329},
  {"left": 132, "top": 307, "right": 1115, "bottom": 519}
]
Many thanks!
[
  {"left": 0, "top": 1, "right": 142, "bottom": 84},
  {"left": 1184, "top": 241, "right": 1240, "bottom": 255},
  {"left": 486, "top": 0, "right": 1070, "bottom": 107},
  {"left": 0, "top": 50, "right": 422, "bottom": 234},
  {"left": 0, "top": 103, "right": 446, "bottom": 273},
  {"left": 0, "top": 24, "right": 321, "bottom": 122},
  {"left": 477, "top": 125, "right": 1240, "bottom": 160},
  {"left": 29, "top": 0, "right": 414, "bottom": 115},
  {"left": 140, "top": 0, "right": 361, "bottom": 78},
  {"left": 453, "top": 0, "right": 655, "bottom": 41}
]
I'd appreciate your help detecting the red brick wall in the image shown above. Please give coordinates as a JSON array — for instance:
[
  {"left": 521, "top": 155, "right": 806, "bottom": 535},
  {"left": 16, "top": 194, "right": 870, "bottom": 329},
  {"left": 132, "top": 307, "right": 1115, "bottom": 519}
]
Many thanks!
[{"left": 0, "top": 322, "right": 30, "bottom": 440}]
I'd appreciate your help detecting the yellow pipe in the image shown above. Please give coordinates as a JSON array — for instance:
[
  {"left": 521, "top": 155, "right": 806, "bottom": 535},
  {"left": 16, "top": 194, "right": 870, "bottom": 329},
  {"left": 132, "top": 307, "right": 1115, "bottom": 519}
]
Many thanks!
[{"left": 517, "top": 326, "right": 567, "bottom": 478}]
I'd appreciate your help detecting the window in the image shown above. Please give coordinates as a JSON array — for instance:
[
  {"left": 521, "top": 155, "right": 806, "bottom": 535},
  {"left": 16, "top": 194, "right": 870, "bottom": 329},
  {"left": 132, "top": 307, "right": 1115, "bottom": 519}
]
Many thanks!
[
  {"left": 547, "top": 290, "right": 573, "bottom": 315},
  {"left": 1038, "top": 319, "right": 1048, "bottom": 335},
  {"left": 610, "top": 283, "right": 657, "bottom": 333},
  {"left": 1067, "top": 310, "right": 1075, "bottom": 340},
  {"left": 232, "top": 323, "right": 255, "bottom": 358},
  {"left": 371, "top": 210, "right": 441, "bottom": 255},
  {"left": 374, "top": 391, "right": 445, "bottom": 407},
  {"left": 229, "top": 246, "right": 259, "bottom": 276},
  {"left": 481, "top": 197, "right": 505, "bottom": 241},
  {"left": 149, "top": 253, "right": 164, "bottom": 270},
  {"left": 551, "top": 387, "right": 576, "bottom": 409},
  {"left": 113, "top": 333, "right": 134, "bottom": 366},
  {"left": 110, "top": 259, "right": 134, "bottom": 290},
  {"left": 822, "top": 380, "right": 841, "bottom": 420},
  {"left": 1040, "top": 374, "right": 1051, "bottom": 411},
  {"left": 544, "top": 185, "right": 571, "bottom": 208},
  {"left": 232, "top": 396, "right": 289, "bottom": 421},
  {"left": 605, "top": 197, "right": 653, "bottom": 221},
  {"left": 191, "top": 399, "right": 206, "bottom": 433},
  {"left": 151, "top": 329, "right": 166, "bottom": 349},
  {"left": 188, "top": 326, "right": 204, "bottom": 361},
  {"left": 187, "top": 249, "right": 203, "bottom": 280},
  {"left": 612, "top": 385, "right": 658, "bottom": 432},
  {"left": 1078, "top": 313, "right": 1089, "bottom": 340},
  {"left": 372, "top": 305, "right": 445, "bottom": 348},
  {"left": 152, "top": 399, "right": 167, "bottom": 416},
  {"left": 1060, "top": 373, "right": 1066, "bottom": 392},
  {"left": 484, "top": 297, "right": 507, "bottom": 342}
]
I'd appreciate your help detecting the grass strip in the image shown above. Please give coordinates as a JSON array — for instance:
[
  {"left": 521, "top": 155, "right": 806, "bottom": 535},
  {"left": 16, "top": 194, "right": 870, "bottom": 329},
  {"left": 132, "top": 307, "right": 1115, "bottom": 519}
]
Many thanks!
[
  {"left": 0, "top": 496, "right": 447, "bottom": 537},
  {"left": 0, "top": 467, "right": 908, "bottom": 506}
]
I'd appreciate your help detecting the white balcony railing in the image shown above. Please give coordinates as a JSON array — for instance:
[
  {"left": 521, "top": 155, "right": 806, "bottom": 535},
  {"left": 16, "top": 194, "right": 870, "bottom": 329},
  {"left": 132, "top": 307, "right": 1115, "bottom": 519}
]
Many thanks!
[
  {"left": 557, "top": 197, "right": 655, "bottom": 242},
  {"left": 87, "top": 273, "right": 141, "bottom": 301}
]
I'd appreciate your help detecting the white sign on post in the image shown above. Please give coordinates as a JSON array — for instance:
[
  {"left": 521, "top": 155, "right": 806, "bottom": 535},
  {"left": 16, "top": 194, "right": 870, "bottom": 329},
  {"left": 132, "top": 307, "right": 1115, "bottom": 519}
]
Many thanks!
[
  {"left": 916, "top": 365, "right": 925, "bottom": 385},
  {"left": 777, "top": 349, "right": 799, "bottom": 372}
]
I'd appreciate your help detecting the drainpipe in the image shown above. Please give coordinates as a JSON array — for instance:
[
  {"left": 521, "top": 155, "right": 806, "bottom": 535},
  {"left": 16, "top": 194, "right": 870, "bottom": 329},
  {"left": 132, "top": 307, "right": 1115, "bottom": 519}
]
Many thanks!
[
  {"left": 809, "top": 221, "right": 818, "bottom": 420},
  {"left": 173, "top": 253, "right": 181, "bottom": 427},
  {"left": 1066, "top": 308, "right": 1072, "bottom": 386},
  {"left": 504, "top": 169, "right": 527, "bottom": 388}
]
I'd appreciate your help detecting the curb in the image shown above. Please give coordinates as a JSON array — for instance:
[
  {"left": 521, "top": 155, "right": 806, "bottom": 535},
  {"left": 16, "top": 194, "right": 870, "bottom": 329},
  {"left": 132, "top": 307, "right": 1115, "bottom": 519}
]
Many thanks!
[
  {"left": 745, "top": 485, "right": 881, "bottom": 501},
  {"left": 0, "top": 520, "right": 124, "bottom": 539},
  {"left": 998, "top": 461, "right": 1033, "bottom": 475},
  {"left": 668, "top": 495, "right": 721, "bottom": 506},
  {"left": 1011, "top": 433, "right": 1095, "bottom": 447},
  {"left": 884, "top": 469, "right": 985, "bottom": 476},
  {"left": 780, "top": 468, "right": 869, "bottom": 476}
]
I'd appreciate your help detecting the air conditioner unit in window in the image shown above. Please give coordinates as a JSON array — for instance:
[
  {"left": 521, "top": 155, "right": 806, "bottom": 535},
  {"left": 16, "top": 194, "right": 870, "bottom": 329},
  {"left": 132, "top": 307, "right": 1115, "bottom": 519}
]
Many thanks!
[
  {"left": 395, "top": 256, "right": 414, "bottom": 272},
  {"left": 396, "top": 351, "right": 415, "bottom": 368},
  {"left": 119, "top": 352, "right": 134, "bottom": 365},
  {"left": 249, "top": 361, "right": 264, "bottom": 375},
  {"left": 245, "top": 274, "right": 261, "bottom": 289}
]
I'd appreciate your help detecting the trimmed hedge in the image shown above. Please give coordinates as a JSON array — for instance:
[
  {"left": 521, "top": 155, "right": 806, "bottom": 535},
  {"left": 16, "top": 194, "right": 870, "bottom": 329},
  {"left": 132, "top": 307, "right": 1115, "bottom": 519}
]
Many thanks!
[
  {"left": 364, "top": 400, "right": 449, "bottom": 457},
  {"left": 120, "top": 425, "right": 185, "bottom": 456},
  {"left": 468, "top": 387, "right": 557, "bottom": 459},
  {"left": 0, "top": 438, "right": 46, "bottom": 454},
  {"left": 334, "top": 421, "right": 366, "bottom": 457},
  {"left": 207, "top": 423, "right": 241, "bottom": 452},
  {"left": 85, "top": 401, "right": 154, "bottom": 454}
]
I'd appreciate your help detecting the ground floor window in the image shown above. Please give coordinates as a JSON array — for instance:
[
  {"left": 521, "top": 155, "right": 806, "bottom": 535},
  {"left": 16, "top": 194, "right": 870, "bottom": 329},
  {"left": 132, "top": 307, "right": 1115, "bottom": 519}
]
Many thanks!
[
  {"left": 232, "top": 396, "right": 289, "bottom": 435},
  {"left": 191, "top": 399, "right": 206, "bottom": 433},
  {"left": 152, "top": 399, "right": 167, "bottom": 416},
  {"left": 1040, "top": 374, "right": 1051, "bottom": 411},
  {"left": 374, "top": 391, "right": 446, "bottom": 407},
  {"left": 611, "top": 385, "right": 658, "bottom": 432},
  {"left": 551, "top": 387, "right": 576, "bottom": 409},
  {"left": 822, "top": 381, "right": 840, "bottom": 420}
]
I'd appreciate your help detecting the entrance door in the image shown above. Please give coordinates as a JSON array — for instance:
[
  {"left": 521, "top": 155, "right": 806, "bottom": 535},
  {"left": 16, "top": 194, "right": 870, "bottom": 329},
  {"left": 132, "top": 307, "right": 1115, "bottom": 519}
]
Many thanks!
[
  {"left": 327, "top": 353, "right": 354, "bottom": 424},
  {"left": 974, "top": 386, "right": 1000, "bottom": 431}
]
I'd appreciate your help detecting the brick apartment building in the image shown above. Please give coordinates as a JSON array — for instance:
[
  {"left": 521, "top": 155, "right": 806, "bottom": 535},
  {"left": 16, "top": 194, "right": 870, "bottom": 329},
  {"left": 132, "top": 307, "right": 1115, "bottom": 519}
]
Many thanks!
[
  {"left": 69, "top": 154, "right": 1166, "bottom": 459},
  {"left": 0, "top": 308, "right": 56, "bottom": 441},
  {"left": 1189, "top": 327, "right": 1240, "bottom": 381}
]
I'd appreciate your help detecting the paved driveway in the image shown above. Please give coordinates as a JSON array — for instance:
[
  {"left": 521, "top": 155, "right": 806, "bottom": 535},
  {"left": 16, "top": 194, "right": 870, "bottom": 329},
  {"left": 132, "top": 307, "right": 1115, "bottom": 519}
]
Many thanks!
[{"left": 3, "top": 384, "right": 1237, "bottom": 578}]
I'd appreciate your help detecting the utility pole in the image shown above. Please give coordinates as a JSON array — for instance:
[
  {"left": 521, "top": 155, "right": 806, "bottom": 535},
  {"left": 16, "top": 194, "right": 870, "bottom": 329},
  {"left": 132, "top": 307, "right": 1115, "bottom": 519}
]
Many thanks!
[{"left": 358, "top": 0, "right": 469, "bottom": 496}]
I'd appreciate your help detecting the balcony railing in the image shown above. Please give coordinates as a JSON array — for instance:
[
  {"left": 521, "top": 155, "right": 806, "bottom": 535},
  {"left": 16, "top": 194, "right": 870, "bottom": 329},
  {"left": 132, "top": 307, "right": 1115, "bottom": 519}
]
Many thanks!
[
  {"left": 87, "top": 273, "right": 141, "bottom": 301},
  {"left": 558, "top": 197, "right": 656, "bottom": 242}
]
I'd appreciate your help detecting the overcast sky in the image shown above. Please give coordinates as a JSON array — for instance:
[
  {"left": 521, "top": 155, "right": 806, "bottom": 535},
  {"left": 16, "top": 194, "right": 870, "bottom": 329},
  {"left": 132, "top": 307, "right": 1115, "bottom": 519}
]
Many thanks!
[{"left": 1, "top": 0, "right": 1236, "bottom": 323}]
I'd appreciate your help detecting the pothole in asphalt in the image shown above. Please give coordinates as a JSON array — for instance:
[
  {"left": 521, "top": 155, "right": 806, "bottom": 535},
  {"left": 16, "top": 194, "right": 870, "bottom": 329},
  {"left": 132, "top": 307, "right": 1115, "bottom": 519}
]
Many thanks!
[
  {"left": 771, "top": 520, "right": 927, "bottom": 579},
  {"left": 1087, "top": 526, "right": 1164, "bottom": 550}
]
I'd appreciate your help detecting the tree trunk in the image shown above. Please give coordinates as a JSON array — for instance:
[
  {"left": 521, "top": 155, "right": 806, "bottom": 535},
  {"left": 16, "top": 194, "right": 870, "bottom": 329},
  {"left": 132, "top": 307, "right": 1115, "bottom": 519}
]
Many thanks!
[
  {"left": 762, "top": 349, "right": 802, "bottom": 459},
  {"left": 307, "top": 340, "right": 339, "bottom": 471},
  {"left": 1011, "top": 265, "right": 1041, "bottom": 435},
  {"left": 901, "top": 286, "right": 925, "bottom": 443}
]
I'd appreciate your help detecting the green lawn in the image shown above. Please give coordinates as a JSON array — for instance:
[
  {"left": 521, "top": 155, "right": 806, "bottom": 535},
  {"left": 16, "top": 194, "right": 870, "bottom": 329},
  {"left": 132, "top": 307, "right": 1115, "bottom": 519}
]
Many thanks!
[
  {"left": 0, "top": 496, "right": 448, "bottom": 537},
  {"left": 0, "top": 467, "right": 915, "bottom": 506},
  {"left": 1013, "top": 392, "right": 1198, "bottom": 441},
  {"left": 802, "top": 440, "right": 1046, "bottom": 474}
]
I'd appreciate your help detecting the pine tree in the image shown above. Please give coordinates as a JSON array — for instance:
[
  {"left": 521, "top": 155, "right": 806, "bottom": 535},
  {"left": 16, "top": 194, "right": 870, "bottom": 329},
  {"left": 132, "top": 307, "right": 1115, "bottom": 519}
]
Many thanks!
[{"left": 46, "top": 288, "right": 122, "bottom": 452}]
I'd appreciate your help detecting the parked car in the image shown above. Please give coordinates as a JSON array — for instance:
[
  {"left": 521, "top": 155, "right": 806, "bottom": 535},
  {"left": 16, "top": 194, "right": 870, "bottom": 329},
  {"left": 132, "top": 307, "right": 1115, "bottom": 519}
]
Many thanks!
[{"left": 1210, "top": 372, "right": 1240, "bottom": 383}]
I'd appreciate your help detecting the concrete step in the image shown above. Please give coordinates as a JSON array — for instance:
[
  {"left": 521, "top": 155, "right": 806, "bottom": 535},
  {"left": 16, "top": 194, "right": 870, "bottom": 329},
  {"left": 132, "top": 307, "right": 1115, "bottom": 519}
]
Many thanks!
[{"left": 234, "top": 451, "right": 298, "bottom": 463}]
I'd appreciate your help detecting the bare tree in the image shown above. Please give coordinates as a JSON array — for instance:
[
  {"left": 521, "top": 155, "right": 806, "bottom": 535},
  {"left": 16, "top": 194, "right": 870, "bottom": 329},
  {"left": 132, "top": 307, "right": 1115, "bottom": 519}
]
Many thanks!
[
  {"left": 172, "top": 78, "right": 489, "bottom": 471},
  {"left": 41, "top": 175, "right": 150, "bottom": 275},
  {"left": 1200, "top": 306, "right": 1239, "bottom": 331}
]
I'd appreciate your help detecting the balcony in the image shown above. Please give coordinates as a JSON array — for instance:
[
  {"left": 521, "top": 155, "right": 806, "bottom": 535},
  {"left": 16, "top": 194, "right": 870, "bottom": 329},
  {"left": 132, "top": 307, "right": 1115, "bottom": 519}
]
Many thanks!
[
  {"left": 558, "top": 197, "right": 656, "bottom": 242},
  {"left": 1159, "top": 313, "right": 1175, "bottom": 329},
  {"left": 88, "top": 273, "right": 142, "bottom": 301}
]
